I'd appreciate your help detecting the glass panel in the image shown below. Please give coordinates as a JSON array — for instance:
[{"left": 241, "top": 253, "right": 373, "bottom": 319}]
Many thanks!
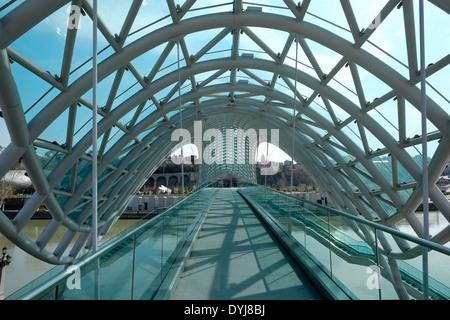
[
  {"left": 238, "top": 185, "right": 450, "bottom": 300},
  {"left": 327, "top": 212, "right": 381, "bottom": 300},
  {"left": 60, "top": 235, "right": 135, "bottom": 299},
  {"left": 132, "top": 218, "right": 164, "bottom": 299},
  {"left": 0, "top": 1, "right": 26, "bottom": 16},
  {"left": 289, "top": 199, "right": 306, "bottom": 248},
  {"left": 302, "top": 202, "right": 331, "bottom": 277},
  {"left": 160, "top": 212, "right": 180, "bottom": 280},
  {"left": 427, "top": 249, "right": 450, "bottom": 299},
  {"left": 128, "top": 2, "right": 171, "bottom": 42}
]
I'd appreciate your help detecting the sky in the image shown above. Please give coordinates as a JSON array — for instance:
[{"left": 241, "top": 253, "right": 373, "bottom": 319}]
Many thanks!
[{"left": 0, "top": 119, "right": 10, "bottom": 147}]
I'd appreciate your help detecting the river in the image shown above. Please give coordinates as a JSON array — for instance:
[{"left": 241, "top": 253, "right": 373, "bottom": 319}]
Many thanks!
[{"left": 0, "top": 219, "right": 138, "bottom": 298}]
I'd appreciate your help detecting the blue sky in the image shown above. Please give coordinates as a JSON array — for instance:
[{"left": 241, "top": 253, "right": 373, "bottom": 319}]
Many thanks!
[{"left": 0, "top": 119, "right": 9, "bottom": 147}]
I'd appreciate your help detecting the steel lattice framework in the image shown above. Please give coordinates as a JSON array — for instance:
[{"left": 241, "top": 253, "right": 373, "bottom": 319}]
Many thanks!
[{"left": 0, "top": 0, "right": 449, "bottom": 264}]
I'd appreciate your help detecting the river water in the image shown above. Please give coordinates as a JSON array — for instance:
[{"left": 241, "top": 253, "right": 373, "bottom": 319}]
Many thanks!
[
  {"left": 0, "top": 211, "right": 449, "bottom": 299},
  {"left": 0, "top": 219, "right": 138, "bottom": 298}
]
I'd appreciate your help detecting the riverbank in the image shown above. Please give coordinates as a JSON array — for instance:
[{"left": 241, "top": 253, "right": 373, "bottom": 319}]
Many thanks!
[{"left": 3, "top": 191, "right": 448, "bottom": 220}]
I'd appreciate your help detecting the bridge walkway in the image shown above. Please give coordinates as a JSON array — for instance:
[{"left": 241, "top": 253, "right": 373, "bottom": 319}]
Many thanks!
[{"left": 170, "top": 188, "right": 324, "bottom": 300}]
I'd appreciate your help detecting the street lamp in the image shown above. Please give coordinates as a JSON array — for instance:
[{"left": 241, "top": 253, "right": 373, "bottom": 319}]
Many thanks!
[{"left": 0, "top": 247, "right": 12, "bottom": 299}]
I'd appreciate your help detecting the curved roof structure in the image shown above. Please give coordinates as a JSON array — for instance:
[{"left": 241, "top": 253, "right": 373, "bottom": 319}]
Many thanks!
[{"left": 0, "top": 0, "right": 449, "bottom": 264}]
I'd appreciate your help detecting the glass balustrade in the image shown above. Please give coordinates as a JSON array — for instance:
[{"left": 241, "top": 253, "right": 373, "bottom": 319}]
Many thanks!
[
  {"left": 7, "top": 187, "right": 217, "bottom": 300},
  {"left": 7, "top": 185, "right": 450, "bottom": 300},
  {"left": 239, "top": 185, "right": 450, "bottom": 300}
]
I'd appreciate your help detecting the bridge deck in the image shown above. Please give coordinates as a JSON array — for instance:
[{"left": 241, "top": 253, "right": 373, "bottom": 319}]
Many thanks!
[{"left": 170, "top": 188, "right": 324, "bottom": 300}]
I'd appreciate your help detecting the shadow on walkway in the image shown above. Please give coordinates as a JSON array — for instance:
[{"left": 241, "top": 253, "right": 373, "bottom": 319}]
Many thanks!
[{"left": 171, "top": 189, "right": 324, "bottom": 300}]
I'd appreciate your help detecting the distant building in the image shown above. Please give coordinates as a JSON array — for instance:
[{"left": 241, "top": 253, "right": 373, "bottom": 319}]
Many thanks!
[
  {"left": 284, "top": 160, "right": 292, "bottom": 166},
  {"left": 443, "top": 161, "right": 450, "bottom": 176}
]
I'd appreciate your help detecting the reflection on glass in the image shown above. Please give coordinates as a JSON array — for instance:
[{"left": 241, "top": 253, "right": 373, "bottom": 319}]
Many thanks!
[
  {"left": 239, "top": 185, "right": 450, "bottom": 300},
  {"left": 7, "top": 187, "right": 217, "bottom": 300}
]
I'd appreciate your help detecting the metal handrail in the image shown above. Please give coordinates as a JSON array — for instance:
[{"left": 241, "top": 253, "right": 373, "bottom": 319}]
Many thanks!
[
  {"left": 245, "top": 185, "right": 450, "bottom": 256},
  {"left": 239, "top": 185, "right": 450, "bottom": 299},
  {"left": 13, "top": 184, "right": 215, "bottom": 300}
]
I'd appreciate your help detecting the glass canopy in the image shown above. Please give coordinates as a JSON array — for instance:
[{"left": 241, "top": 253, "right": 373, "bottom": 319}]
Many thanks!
[{"left": 0, "top": 0, "right": 449, "bottom": 264}]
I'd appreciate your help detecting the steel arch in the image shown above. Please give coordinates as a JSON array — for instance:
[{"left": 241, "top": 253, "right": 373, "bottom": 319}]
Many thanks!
[{"left": 0, "top": 0, "right": 449, "bottom": 264}]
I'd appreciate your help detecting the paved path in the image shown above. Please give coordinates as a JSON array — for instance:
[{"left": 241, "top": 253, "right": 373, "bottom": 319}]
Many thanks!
[{"left": 171, "top": 189, "right": 323, "bottom": 300}]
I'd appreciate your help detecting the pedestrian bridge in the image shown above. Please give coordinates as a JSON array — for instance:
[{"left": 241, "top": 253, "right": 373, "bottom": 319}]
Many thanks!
[
  {"left": 1, "top": 0, "right": 450, "bottom": 300},
  {"left": 7, "top": 186, "right": 450, "bottom": 300}
]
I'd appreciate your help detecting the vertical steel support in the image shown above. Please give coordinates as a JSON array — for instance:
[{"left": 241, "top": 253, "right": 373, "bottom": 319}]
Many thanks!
[
  {"left": 290, "top": 38, "right": 298, "bottom": 196},
  {"left": 177, "top": 41, "right": 185, "bottom": 199},
  {"left": 92, "top": 0, "right": 100, "bottom": 300},
  {"left": 92, "top": 0, "right": 98, "bottom": 253},
  {"left": 419, "top": 0, "right": 429, "bottom": 300}
]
